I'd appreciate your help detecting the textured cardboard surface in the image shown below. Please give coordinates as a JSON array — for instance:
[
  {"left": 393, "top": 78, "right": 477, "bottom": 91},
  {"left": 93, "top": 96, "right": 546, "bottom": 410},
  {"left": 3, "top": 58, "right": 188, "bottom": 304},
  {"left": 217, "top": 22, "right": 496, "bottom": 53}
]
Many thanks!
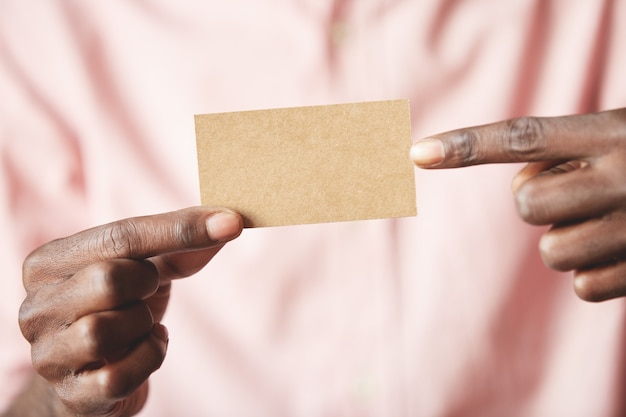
[{"left": 195, "top": 100, "right": 417, "bottom": 227}]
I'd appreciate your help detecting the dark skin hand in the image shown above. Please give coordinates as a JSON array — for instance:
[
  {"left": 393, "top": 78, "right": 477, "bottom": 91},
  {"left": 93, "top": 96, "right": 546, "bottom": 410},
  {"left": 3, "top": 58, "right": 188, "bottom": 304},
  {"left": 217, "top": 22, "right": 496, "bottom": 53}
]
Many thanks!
[
  {"left": 411, "top": 108, "right": 626, "bottom": 302},
  {"left": 14, "top": 207, "right": 243, "bottom": 417}
]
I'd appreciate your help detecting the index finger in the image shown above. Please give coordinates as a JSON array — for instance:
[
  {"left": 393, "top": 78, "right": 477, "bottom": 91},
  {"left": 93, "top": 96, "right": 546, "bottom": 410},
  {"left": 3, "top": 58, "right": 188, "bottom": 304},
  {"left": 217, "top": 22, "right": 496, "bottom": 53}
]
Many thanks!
[
  {"left": 23, "top": 206, "right": 243, "bottom": 283},
  {"left": 410, "top": 109, "right": 624, "bottom": 168}
]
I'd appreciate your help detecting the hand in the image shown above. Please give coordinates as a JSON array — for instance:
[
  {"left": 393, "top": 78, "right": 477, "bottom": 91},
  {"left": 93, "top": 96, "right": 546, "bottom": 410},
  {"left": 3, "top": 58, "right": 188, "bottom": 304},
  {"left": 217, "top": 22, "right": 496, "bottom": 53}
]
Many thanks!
[
  {"left": 410, "top": 108, "right": 626, "bottom": 302},
  {"left": 18, "top": 207, "right": 243, "bottom": 416}
]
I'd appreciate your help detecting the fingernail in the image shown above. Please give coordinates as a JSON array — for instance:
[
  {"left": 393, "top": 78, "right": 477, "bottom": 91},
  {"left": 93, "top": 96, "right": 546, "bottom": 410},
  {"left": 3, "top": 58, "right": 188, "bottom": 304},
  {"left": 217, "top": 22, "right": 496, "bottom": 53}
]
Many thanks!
[
  {"left": 206, "top": 211, "right": 242, "bottom": 242},
  {"left": 410, "top": 139, "right": 445, "bottom": 167}
]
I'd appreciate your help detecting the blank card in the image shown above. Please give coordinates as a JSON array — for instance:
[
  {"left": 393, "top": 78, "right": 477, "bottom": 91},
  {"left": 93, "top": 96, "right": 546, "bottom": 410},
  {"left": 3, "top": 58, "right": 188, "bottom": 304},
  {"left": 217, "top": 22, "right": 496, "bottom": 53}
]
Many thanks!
[{"left": 195, "top": 99, "right": 417, "bottom": 227}]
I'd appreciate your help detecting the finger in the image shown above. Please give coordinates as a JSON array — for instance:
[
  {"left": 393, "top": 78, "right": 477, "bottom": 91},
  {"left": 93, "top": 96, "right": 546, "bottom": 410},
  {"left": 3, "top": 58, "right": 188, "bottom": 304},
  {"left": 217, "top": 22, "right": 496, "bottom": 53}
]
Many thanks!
[
  {"left": 146, "top": 211, "right": 247, "bottom": 283},
  {"left": 19, "top": 259, "right": 159, "bottom": 344},
  {"left": 410, "top": 109, "right": 625, "bottom": 168},
  {"left": 59, "top": 324, "right": 168, "bottom": 416},
  {"left": 512, "top": 160, "right": 589, "bottom": 193},
  {"left": 148, "top": 246, "right": 224, "bottom": 282},
  {"left": 513, "top": 164, "right": 622, "bottom": 225},
  {"left": 573, "top": 263, "right": 626, "bottom": 302},
  {"left": 69, "top": 259, "right": 159, "bottom": 317},
  {"left": 23, "top": 207, "right": 243, "bottom": 284},
  {"left": 511, "top": 160, "right": 563, "bottom": 193},
  {"left": 539, "top": 211, "right": 626, "bottom": 272},
  {"left": 32, "top": 302, "right": 155, "bottom": 378}
]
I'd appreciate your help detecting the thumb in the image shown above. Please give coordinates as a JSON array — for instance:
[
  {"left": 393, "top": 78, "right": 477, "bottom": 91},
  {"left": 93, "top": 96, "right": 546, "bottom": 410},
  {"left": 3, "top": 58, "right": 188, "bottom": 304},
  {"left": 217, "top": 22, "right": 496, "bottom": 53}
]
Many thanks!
[
  {"left": 149, "top": 210, "right": 244, "bottom": 281},
  {"left": 24, "top": 207, "right": 243, "bottom": 283}
]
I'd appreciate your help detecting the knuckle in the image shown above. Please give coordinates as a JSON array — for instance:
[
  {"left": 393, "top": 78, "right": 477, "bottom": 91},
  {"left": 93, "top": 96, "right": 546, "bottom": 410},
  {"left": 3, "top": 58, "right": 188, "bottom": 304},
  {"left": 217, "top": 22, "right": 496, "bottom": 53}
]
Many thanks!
[
  {"left": 29, "top": 340, "right": 47, "bottom": 367},
  {"left": 18, "top": 299, "right": 38, "bottom": 342},
  {"left": 96, "top": 220, "right": 139, "bottom": 260},
  {"left": 30, "top": 342, "right": 64, "bottom": 380},
  {"left": 90, "top": 262, "right": 126, "bottom": 304},
  {"left": 18, "top": 296, "right": 51, "bottom": 343},
  {"left": 451, "top": 129, "right": 482, "bottom": 165},
  {"left": 88, "top": 260, "right": 160, "bottom": 307},
  {"left": 172, "top": 211, "right": 205, "bottom": 248},
  {"left": 504, "top": 117, "right": 546, "bottom": 158},
  {"left": 60, "top": 385, "right": 119, "bottom": 417},
  {"left": 514, "top": 183, "right": 545, "bottom": 224},
  {"left": 98, "top": 368, "right": 132, "bottom": 400},
  {"left": 22, "top": 249, "right": 44, "bottom": 284},
  {"left": 23, "top": 236, "right": 79, "bottom": 286},
  {"left": 21, "top": 244, "right": 60, "bottom": 286},
  {"left": 99, "top": 342, "right": 164, "bottom": 400},
  {"left": 31, "top": 358, "right": 58, "bottom": 381},
  {"left": 75, "top": 316, "right": 108, "bottom": 360}
]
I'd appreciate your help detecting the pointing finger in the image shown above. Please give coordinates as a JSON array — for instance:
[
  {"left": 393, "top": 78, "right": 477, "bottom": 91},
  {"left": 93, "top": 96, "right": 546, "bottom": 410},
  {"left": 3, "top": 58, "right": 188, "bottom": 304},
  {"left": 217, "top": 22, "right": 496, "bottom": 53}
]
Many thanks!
[{"left": 410, "top": 110, "right": 624, "bottom": 168}]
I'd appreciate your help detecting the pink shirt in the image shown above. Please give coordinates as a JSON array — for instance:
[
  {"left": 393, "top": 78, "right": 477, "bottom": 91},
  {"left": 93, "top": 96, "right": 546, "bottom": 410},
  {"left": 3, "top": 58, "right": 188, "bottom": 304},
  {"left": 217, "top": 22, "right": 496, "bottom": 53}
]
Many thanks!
[{"left": 1, "top": 1, "right": 625, "bottom": 415}]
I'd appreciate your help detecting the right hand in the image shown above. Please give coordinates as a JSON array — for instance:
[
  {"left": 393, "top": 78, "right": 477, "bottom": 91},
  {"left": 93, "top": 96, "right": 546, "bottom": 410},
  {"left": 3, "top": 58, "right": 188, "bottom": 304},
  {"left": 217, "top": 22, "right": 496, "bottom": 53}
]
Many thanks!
[{"left": 18, "top": 207, "right": 243, "bottom": 417}]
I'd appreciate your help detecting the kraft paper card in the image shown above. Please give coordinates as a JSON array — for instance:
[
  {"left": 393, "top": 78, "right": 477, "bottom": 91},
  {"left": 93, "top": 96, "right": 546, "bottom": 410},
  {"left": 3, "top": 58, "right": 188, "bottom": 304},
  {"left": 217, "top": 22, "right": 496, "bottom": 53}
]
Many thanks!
[{"left": 195, "top": 99, "right": 417, "bottom": 228}]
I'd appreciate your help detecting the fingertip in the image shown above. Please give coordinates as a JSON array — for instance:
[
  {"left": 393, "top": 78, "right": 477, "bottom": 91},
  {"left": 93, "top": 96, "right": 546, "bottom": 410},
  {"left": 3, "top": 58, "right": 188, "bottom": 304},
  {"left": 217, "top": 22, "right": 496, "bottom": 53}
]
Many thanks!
[
  {"left": 410, "top": 138, "right": 445, "bottom": 168},
  {"left": 572, "top": 272, "right": 604, "bottom": 302},
  {"left": 152, "top": 323, "right": 169, "bottom": 345},
  {"left": 149, "top": 323, "right": 169, "bottom": 361},
  {"left": 511, "top": 173, "right": 526, "bottom": 194},
  {"left": 206, "top": 211, "right": 243, "bottom": 242}
]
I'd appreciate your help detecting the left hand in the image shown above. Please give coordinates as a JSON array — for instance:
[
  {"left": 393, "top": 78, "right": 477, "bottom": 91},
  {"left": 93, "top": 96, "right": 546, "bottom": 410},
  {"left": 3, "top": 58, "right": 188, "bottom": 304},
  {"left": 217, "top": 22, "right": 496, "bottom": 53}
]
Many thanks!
[{"left": 411, "top": 108, "right": 626, "bottom": 301}]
